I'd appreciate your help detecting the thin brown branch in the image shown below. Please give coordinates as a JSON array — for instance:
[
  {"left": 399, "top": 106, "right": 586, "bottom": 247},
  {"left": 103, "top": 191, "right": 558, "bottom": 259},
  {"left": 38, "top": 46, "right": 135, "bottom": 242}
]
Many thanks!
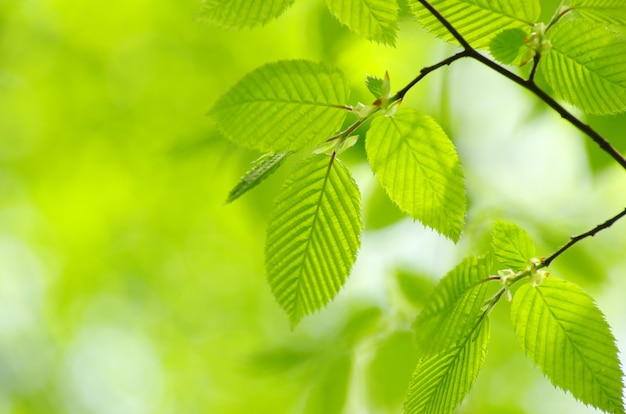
[{"left": 542, "top": 208, "right": 626, "bottom": 267}]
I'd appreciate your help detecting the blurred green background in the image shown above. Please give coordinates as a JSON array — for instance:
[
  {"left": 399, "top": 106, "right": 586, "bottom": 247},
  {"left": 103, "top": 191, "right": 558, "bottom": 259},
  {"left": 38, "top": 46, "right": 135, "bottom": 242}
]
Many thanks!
[{"left": 1, "top": 0, "right": 625, "bottom": 412}]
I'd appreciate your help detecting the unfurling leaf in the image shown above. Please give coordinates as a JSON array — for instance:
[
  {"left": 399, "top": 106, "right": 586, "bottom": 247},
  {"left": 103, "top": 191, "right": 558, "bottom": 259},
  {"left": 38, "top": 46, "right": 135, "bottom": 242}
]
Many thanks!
[
  {"left": 200, "top": 0, "right": 296, "bottom": 29},
  {"left": 491, "top": 221, "right": 536, "bottom": 271},
  {"left": 366, "top": 74, "right": 384, "bottom": 98},
  {"left": 409, "top": 0, "right": 540, "bottom": 49},
  {"left": 542, "top": 20, "right": 626, "bottom": 114},
  {"left": 569, "top": 0, "right": 626, "bottom": 26},
  {"left": 489, "top": 28, "right": 528, "bottom": 65},
  {"left": 511, "top": 277, "right": 625, "bottom": 413},
  {"left": 226, "top": 152, "right": 290, "bottom": 203},
  {"left": 366, "top": 108, "right": 466, "bottom": 241},
  {"left": 210, "top": 60, "right": 350, "bottom": 153},
  {"left": 325, "top": 0, "right": 399, "bottom": 45},
  {"left": 266, "top": 155, "right": 362, "bottom": 327}
]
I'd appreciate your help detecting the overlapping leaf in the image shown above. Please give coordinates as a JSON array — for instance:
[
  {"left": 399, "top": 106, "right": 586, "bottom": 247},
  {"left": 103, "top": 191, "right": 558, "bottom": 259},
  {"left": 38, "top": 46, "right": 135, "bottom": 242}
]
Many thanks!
[
  {"left": 325, "top": 0, "right": 399, "bottom": 45},
  {"left": 199, "top": 0, "right": 296, "bottom": 29},
  {"left": 511, "top": 277, "right": 625, "bottom": 413},
  {"left": 405, "top": 320, "right": 489, "bottom": 414},
  {"left": 413, "top": 256, "right": 491, "bottom": 356},
  {"left": 226, "top": 152, "right": 290, "bottom": 203},
  {"left": 365, "top": 108, "right": 466, "bottom": 241},
  {"left": 491, "top": 221, "right": 536, "bottom": 271},
  {"left": 489, "top": 28, "right": 528, "bottom": 65},
  {"left": 210, "top": 60, "right": 350, "bottom": 153},
  {"left": 266, "top": 155, "right": 361, "bottom": 327},
  {"left": 409, "top": 0, "right": 540, "bottom": 49},
  {"left": 569, "top": 0, "right": 626, "bottom": 26},
  {"left": 542, "top": 20, "right": 626, "bottom": 114}
]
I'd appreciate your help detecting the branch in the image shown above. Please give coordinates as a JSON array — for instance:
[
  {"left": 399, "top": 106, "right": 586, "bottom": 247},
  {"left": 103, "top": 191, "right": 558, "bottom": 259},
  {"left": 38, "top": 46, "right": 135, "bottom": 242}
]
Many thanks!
[
  {"left": 542, "top": 207, "right": 626, "bottom": 267},
  {"left": 414, "top": 0, "right": 626, "bottom": 171}
]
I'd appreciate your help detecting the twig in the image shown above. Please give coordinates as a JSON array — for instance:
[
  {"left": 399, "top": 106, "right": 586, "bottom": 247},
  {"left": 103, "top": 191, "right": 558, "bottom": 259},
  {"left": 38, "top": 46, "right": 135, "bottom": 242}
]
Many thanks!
[{"left": 542, "top": 208, "right": 626, "bottom": 267}]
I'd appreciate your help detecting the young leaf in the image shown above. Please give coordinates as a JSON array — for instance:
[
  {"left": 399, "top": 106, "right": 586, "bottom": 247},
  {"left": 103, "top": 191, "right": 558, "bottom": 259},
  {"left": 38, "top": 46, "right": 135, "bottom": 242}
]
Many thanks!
[
  {"left": 365, "top": 108, "right": 466, "bottom": 241},
  {"left": 199, "top": 0, "right": 296, "bottom": 29},
  {"left": 325, "top": 0, "right": 399, "bottom": 45},
  {"left": 511, "top": 277, "right": 625, "bottom": 413},
  {"left": 542, "top": 20, "right": 626, "bottom": 114},
  {"left": 366, "top": 74, "right": 384, "bottom": 98},
  {"left": 405, "top": 320, "right": 490, "bottom": 414},
  {"left": 210, "top": 60, "right": 350, "bottom": 153},
  {"left": 225, "top": 152, "right": 290, "bottom": 203},
  {"left": 413, "top": 256, "right": 491, "bottom": 356},
  {"left": 491, "top": 220, "right": 536, "bottom": 271},
  {"left": 409, "top": 0, "right": 540, "bottom": 49},
  {"left": 489, "top": 28, "right": 528, "bottom": 65},
  {"left": 569, "top": 0, "right": 626, "bottom": 26},
  {"left": 266, "top": 155, "right": 362, "bottom": 327}
]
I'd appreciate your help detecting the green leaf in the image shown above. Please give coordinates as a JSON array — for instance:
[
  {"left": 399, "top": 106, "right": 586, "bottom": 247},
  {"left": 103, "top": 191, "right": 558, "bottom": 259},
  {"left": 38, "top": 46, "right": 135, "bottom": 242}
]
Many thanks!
[
  {"left": 489, "top": 28, "right": 528, "bottom": 64},
  {"left": 210, "top": 60, "right": 350, "bottom": 153},
  {"left": 199, "top": 0, "right": 296, "bottom": 29},
  {"left": 409, "top": 0, "right": 540, "bottom": 49},
  {"left": 304, "top": 355, "right": 352, "bottom": 414},
  {"left": 570, "top": 0, "right": 626, "bottom": 26},
  {"left": 365, "top": 108, "right": 466, "bottom": 241},
  {"left": 225, "top": 152, "right": 290, "bottom": 203},
  {"left": 511, "top": 277, "right": 625, "bottom": 413},
  {"left": 405, "top": 320, "right": 490, "bottom": 414},
  {"left": 366, "top": 74, "right": 384, "bottom": 98},
  {"left": 491, "top": 221, "right": 536, "bottom": 271},
  {"left": 542, "top": 20, "right": 626, "bottom": 114},
  {"left": 266, "top": 155, "right": 362, "bottom": 327},
  {"left": 325, "top": 0, "right": 399, "bottom": 45},
  {"left": 413, "top": 256, "right": 491, "bottom": 356}
]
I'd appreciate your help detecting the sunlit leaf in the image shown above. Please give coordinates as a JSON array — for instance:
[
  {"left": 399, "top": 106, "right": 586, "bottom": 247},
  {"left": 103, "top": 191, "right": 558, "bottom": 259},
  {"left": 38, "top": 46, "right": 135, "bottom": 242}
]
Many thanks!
[
  {"left": 226, "top": 152, "right": 290, "bottom": 203},
  {"left": 405, "top": 320, "right": 490, "bottom": 414},
  {"left": 366, "top": 74, "right": 384, "bottom": 98},
  {"left": 266, "top": 155, "right": 361, "bottom": 327},
  {"left": 489, "top": 28, "right": 528, "bottom": 64},
  {"left": 569, "top": 0, "right": 626, "bottom": 26},
  {"left": 366, "top": 108, "right": 466, "bottom": 241},
  {"left": 199, "top": 0, "right": 296, "bottom": 29},
  {"left": 413, "top": 256, "right": 491, "bottom": 356},
  {"left": 325, "top": 0, "right": 399, "bottom": 45},
  {"left": 511, "top": 277, "right": 625, "bottom": 413},
  {"left": 409, "top": 0, "right": 539, "bottom": 49},
  {"left": 491, "top": 221, "right": 536, "bottom": 271},
  {"left": 210, "top": 60, "right": 350, "bottom": 152},
  {"left": 542, "top": 20, "right": 626, "bottom": 114}
]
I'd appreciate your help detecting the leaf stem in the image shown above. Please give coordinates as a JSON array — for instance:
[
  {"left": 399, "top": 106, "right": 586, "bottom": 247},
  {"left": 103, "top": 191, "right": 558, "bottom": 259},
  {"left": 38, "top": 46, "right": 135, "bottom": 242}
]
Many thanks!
[{"left": 542, "top": 207, "right": 626, "bottom": 267}]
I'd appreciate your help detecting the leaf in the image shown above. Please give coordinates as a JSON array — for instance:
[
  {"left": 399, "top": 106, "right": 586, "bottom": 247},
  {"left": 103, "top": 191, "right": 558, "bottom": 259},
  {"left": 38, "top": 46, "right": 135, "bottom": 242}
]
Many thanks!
[
  {"left": 491, "top": 220, "right": 536, "bottom": 271},
  {"left": 325, "top": 0, "right": 399, "bottom": 45},
  {"left": 542, "top": 20, "right": 626, "bottom": 114},
  {"left": 266, "top": 155, "right": 362, "bottom": 327},
  {"left": 409, "top": 0, "right": 540, "bottom": 49},
  {"left": 210, "top": 60, "right": 350, "bottom": 153},
  {"left": 225, "top": 152, "right": 290, "bottom": 203},
  {"left": 365, "top": 108, "right": 466, "bottom": 241},
  {"left": 366, "top": 74, "right": 384, "bottom": 98},
  {"left": 413, "top": 256, "right": 491, "bottom": 356},
  {"left": 489, "top": 28, "right": 528, "bottom": 65},
  {"left": 405, "top": 320, "right": 490, "bottom": 414},
  {"left": 304, "top": 355, "right": 352, "bottom": 414},
  {"left": 511, "top": 277, "right": 625, "bottom": 413},
  {"left": 199, "top": 0, "right": 296, "bottom": 29},
  {"left": 570, "top": 0, "right": 626, "bottom": 26}
]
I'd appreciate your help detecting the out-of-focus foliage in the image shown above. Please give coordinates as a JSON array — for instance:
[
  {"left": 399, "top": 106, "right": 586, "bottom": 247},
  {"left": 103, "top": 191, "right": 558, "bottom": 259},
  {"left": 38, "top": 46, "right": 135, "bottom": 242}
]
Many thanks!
[{"left": 2, "top": 0, "right": 625, "bottom": 413}]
